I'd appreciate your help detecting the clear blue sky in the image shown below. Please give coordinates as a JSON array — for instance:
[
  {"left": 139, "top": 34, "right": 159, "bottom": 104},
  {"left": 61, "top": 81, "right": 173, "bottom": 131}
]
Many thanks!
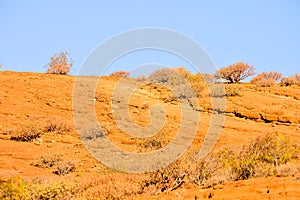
[{"left": 1, "top": 0, "right": 299, "bottom": 77}]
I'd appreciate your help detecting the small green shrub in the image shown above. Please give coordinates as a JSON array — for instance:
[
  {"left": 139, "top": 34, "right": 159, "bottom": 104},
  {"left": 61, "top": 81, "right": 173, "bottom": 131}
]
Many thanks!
[
  {"left": 29, "top": 181, "right": 75, "bottom": 199},
  {"left": 0, "top": 177, "right": 26, "bottom": 199},
  {"left": 0, "top": 178, "right": 75, "bottom": 199},
  {"left": 215, "top": 133, "right": 297, "bottom": 181},
  {"left": 248, "top": 133, "right": 297, "bottom": 166}
]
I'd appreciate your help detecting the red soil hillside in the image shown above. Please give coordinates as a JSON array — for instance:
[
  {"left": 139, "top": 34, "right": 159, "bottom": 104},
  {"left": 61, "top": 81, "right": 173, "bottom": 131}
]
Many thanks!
[{"left": 0, "top": 71, "right": 300, "bottom": 199}]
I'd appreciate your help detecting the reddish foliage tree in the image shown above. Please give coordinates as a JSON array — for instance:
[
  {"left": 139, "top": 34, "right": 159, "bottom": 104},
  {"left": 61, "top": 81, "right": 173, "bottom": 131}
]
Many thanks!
[
  {"left": 45, "top": 52, "right": 73, "bottom": 75},
  {"left": 216, "top": 62, "right": 255, "bottom": 83},
  {"left": 280, "top": 73, "right": 300, "bottom": 86},
  {"left": 293, "top": 73, "right": 300, "bottom": 83},
  {"left": 280, "top": 77, "right": 296, "bottom": 86},
  {"left": 260, "top": 72, "right": 282, "bottom": 81},
  {"left": 251, "top": 72, "right": 282, "bottom": 87}
]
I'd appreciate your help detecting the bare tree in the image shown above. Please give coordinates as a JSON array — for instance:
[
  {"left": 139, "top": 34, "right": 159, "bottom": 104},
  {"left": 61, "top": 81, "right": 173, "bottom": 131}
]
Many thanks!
[
  {"left": 216, "top": 62, "right": 255, "bottom": 83},
  {"left": 45, "top": 52, "right": 73, "bottom": 75}
]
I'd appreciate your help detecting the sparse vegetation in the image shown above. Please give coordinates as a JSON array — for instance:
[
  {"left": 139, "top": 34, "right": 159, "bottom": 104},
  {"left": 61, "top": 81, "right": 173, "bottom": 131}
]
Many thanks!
[
  {"left": 1, "top": 67, "right": 300, "bottom": 199},
  {"left": 10, "top": 124, "right": 43, "bottom": 142},
  {"left": 142, "top": 159, "right": 186, "bottom": 194},
  {"left": 31, "top": 154, "right": 62, "bottom": 168},
  {"left": 53, "top": 161, "right": 76, "bottom": 176},
  {"left": 32, "top": 154, "right": 76, "bottom": 176},
  {"left": 44, "top": 117, "right": 73, "bottom": 134},
  {"left": 10, "top": 117, "right": 73, "bottom": 142},
  {"left": 45, "top": 51, "right": 73, "bottom": 75},
  {"left": 139, "top": 138, "right": 163, "bottom": 150},
  {"left": 2, "top": 107, "right": 300, "bottom": 198},
  {"left": 213, "top": 133, "right": 297, "bottom": 181},
  {"left": 109, "top": 70, "right": 130, "bottom": 78},
  {"left": 141, "top": 133, "right": 298, "bottom": 194}
]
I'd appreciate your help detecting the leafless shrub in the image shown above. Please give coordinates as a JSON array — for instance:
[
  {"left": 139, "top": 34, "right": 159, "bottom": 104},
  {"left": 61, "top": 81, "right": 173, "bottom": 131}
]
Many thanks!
[
  {"left": 140, "top": 139, "right": 162, "bottom": 150},
  {"left": 10, "top": 124, "right": 43, "bottom": 142},
  {"left": 80, "top": 124, "right": 104, "bottom": 140},
  {"left": 45, "top": 52, "right": 73, "bottom": 75},
  {"left": 44, "top": 117, "right": 73, "bottom": 134},
  {"left": 109, "top": 71, "right": 130, "bottom": 78},
  {"left": 142, "top": 160, "right": 186, "bottom": 194},
  {"left": 53, "top": 161, "right": 76, "bottom": 176},
  {"left": 184, "top": 152, "right": 214, "bottom": 186},
  {"left": 32, "top": 154, "right": 62, "bottom": 168},
  {"left": 276, "top": 163, "right": 300, "bottom": 177},
  {"left": 136, "top": 75, "right": 148, "bottom": 82}
]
